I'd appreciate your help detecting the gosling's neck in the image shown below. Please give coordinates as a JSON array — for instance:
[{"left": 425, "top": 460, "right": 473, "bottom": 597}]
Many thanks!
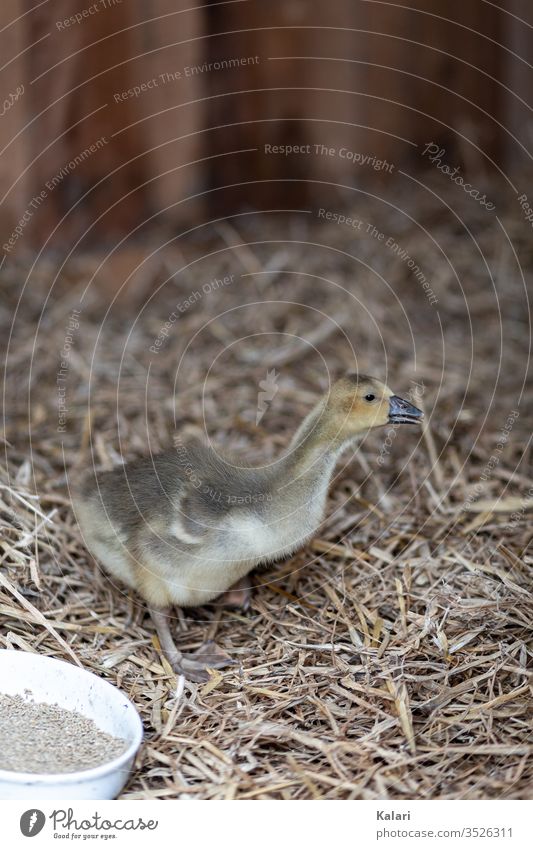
[{"left": 277, "top": 398, "right": 358, "bottom": 486}]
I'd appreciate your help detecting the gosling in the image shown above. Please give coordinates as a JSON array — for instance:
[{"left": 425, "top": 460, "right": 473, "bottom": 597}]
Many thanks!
[{"left": 74, "top": 374, "right": 423, "bottom": 681}]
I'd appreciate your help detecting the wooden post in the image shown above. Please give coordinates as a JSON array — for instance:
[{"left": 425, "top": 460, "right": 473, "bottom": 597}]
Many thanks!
[
  {"left": 0, "top": 0, "right": 31, "bottom": 251},
  {"left": 1, "top": 1, "right": 205, "bottom": 252},
  {"left": 504, "top": 0, "right": 533, "bottom": 173}
]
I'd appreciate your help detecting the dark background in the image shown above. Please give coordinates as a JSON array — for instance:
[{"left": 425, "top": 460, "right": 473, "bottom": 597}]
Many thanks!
[{"left": 1, "top": 0, "right": 532, "bottom": 249}]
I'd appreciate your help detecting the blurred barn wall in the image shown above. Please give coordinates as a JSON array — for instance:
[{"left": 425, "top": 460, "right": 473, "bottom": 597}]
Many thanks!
[
  {"left": 205, "top": 0, "right": 503, "bottom": 210},
  {"left": 0, "top": 0, "right": 529, "bottom": 249}
]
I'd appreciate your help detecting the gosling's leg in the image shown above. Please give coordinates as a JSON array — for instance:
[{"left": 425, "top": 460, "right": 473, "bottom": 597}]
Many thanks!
[
  {"left": 218, "top": 575, "right": 252, "bottom": 610},
  {"left": 149, "top": 607, "right": 236, "bottom": 683}
]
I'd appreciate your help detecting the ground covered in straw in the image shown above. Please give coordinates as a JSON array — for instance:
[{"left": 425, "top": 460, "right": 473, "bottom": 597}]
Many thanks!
[{"left": 1, "top": 177, "right": 532, "bottom": 799}]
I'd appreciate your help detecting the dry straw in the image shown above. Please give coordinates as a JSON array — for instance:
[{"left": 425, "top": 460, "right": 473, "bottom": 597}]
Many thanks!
[{"left": 0, "top": 179, "right": 531, "bottom": 798}]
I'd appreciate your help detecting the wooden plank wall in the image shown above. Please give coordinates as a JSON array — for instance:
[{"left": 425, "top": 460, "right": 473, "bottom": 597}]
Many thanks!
[
  {"left": 0, "top": 1, "right": 204, "bottom": 251},
  {"left": 0, "top": 1, "right": 515, "bottom": 248},
  {"left": 206, "top": 0, "right": 503, "bottom": 208}
]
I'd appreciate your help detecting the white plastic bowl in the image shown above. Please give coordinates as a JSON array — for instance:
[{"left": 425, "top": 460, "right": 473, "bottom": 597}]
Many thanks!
[{"left": 0, "top": 649, "right": 143, "bottom": 800}]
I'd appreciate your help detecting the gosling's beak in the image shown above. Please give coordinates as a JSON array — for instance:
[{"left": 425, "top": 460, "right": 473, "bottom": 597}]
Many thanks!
[{"left": 388, "top": 395, "right": 424, "bottom": 425}]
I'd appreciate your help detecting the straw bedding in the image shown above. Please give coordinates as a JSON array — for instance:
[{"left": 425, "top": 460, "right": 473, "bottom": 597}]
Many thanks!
[{"left": 1, "top": 177, "right": 531, "bottom": 799}]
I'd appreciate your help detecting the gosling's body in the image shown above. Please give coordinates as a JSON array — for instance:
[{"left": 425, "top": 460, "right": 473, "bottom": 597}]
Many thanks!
[
  {"left": 74, "top": 374, "right": 423, "bottom": 680},
  {"left": 75, "top": 441, "right": 333, "bottom": 609}
]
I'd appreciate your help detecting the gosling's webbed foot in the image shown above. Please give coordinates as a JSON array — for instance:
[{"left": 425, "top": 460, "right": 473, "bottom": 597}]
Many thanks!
[
  {"left": 149, "top": 606, "right": 237, "bottom": 682},
  {"left": 170, "top": 641, "right": 237, "bottom": 683}
]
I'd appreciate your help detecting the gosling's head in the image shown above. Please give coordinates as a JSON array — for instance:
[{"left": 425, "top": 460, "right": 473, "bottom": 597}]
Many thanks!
[{"left": 324, "top": 373, "right": 424, "bottom": 443}]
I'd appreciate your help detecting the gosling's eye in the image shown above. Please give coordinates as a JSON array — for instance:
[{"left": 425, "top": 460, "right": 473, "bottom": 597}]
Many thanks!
[{"left": 364, "top": 393, "right": 376, "bottom": 402}]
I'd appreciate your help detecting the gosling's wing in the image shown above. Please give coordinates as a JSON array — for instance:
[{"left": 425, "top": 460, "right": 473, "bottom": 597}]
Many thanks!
[
  {"left": 75, "top": 440, "right": 272, "bottom": 545},
  {"left": 75, "top": 443, "right": 226, "bottom": 543},
  {"left": 169, "top": 440, "right": 275, "bottom": 532},
  {"left": 75, "top": 450, "right": 189, "bottom": 541}
]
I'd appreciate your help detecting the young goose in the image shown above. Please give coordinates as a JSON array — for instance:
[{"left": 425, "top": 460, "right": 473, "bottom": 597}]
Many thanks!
[{"left": 74, "top": 374, "right": 423, "bottom": 681}]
